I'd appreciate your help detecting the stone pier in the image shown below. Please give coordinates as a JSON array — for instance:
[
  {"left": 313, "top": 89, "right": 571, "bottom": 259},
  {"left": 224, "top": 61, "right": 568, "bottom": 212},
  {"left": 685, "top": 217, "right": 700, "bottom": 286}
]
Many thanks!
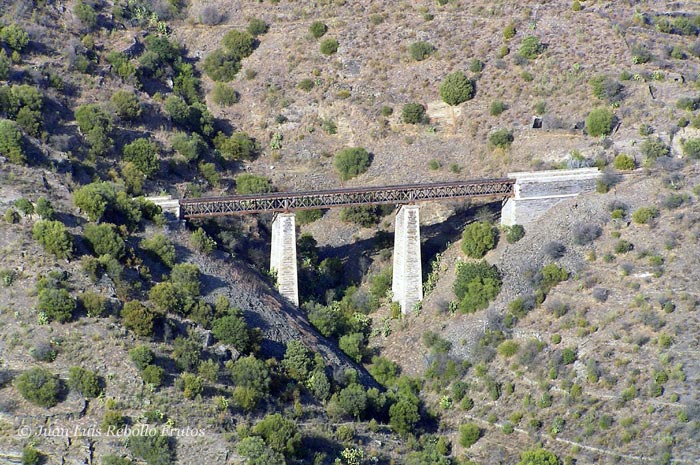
[
  {"left": 270, "top": 213, "right": 299, "bottom": 306},
  {"left": 392, "top": 205, "right": 423, "bottom": 314}
]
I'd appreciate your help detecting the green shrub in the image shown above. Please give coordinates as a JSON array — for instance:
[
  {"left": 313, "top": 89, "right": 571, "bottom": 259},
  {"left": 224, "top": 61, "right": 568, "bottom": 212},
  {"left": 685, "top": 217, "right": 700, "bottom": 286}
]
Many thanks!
[
  {"left": 461, "top": 221, "right": 497, "bottom": 258},
  {"left": 340, "top": 205, "right": 385, "bottom": 227},
  {"left": 140, "top": 234, "right": 176, "bottom": 267},
  {"left": 101, "top": 455, "right": 134, "bottom": 465},
  {"left": 212, "top": 313, "right": 251, "bottom": 352},
  {"left": 586, "top": 108, "right": 614, "bottom": 137},
  {"left": 110, "top": 91, "right": 142, "bottom": 121},
  {"left": 389, "top": 399, "right": 420, "bottom": 436},
  {"left": 121, "top": 301, "right": 155, "bottom": 337},
  {"left": 128, "top": 433, "right": 175, "bottom": 465},
  {"left": 252, "top": 413, "right": 302, "bottom": 458},
  {"left": 229, "top": 355, "right": 270, "bottom": 410},
  {"left": 518, "top": 36, "right": 543, "bottom": 59},
  {"left": 5, "top": 208, "right": 20, "bottom": 224},
  {"left": 517, "top": 448, "right": 560, "bottom": 465},
  {"left": 298, "top": 78, "right": 314, "bottom": 91},
  {"left": 80, "top": 291, "right": 107, "bottom": 317},
  {"left": 203, "top": 49, "right": 241, "bottom": 82},
  {"left": 84, "top": 223, "right": 125, "bottom": 259},
  {"left": 334, "top": 147, "right": 371, "bottom": 180},
  {"left": 0, "top": 50, "right": 9, "bottom": 80},
  {"left": 490, "top": 100, "right": 506, "bottom": 116},
  {"left": 572, "top": 0, "right": 582, "bottom": 11},
  {"left": 309, "top": 21, "right": 328, "bottom": 38},
  {"left": 296, "top": 209, "right": 324, "bottom": 225},
  {"left": 453, "top": 261, "right": 501, "bottom": 313},
  {"left": 74, "top": 1, "right": 97, "bottom": 29},
  {"left": 401, "top": 103, "right": 427, "bottom": 124},
  {"left": 503, "top": 23, "right": 516, "bottom": 40},
  {"left": 339, "top": 332, "right": 366, "bottom": 363},
  {"left": 73, "top": 181, "right": 121, "bottom": 223},
  {"left": 409, "top": 41, "right": 436, "bottom": 61},
  {"left": 320, "top": 38, "right": 339, "bottom": 55},
  {"left": 632, "top": 206, "right": 659, "bottom": 224},
  {"left": 37, "top": 287, "right": 75, "bottom": 323},
  {"left": 123, "top": 139, "right": 159, "bottom": 178},
  {"left": 614, "top": 240, "right": 633, "bottom": 253},
  {"left": 74, "top": 104, "right": 114, "bottom": 157},
  {"left": 15, "top": 367, "right": 61, "bottom": 407},
  {"left": 489, "top": 129, "right": 514, "bottom": 148},
  {"left": 35, "top": 197, "right": 54, "bottom": 220},
  {"left": 613, "top": 154, "right": 635, "bottom": 170},
  {"left": 458, "top": 423, "right": 481, "bottom": 448},
  {"left": 247, "top": 18, "right": 269, "bottom": 36},
  {"left": 32, "top": 220, "right": 73, "bottom": 259},
  {"left": 1, "top": 24, "right": 29, "bottom": 51},
  {"left": 682, "top": 138, "right": 700, "bottom": 159},
  {"left": 0, "top": 119, "right": 26, "bottom": 164},
  {"left": 21, "top": 445, "right": 42, "bottom": 465},
  {"left": 214, "top": 131, "right": 258, "bottom": 160},
  {"left": 439, "top": 71, "right": 474, "bottom": 105},
  {"left": 222, "top": 30, "right": 255, "bottom": 58},
  {"left": 179, "top": 373, "right": 204, "bottom": 399},
  {"left": 540, "top": 263, "right": 568, "bottom": 293},
  {"left": 141, "top": 364, "right": 164, "bottom": 386},
  {"left": 498, "top": 340, "right": 519, "bottom": 358},
  {"left": 504, "top": 224, "right": 525, "bottom": 243},
  {"left": 640, "top": 137, "right": 670, "bottom": 161},
  {"left": 428, "top": 159, "right": 440, "bottom": 170},
  {"left": 210, "top": 83, "right": 238, "bottom": 106},
  {"left": 191, "top": 227, "right": 216, "bottom": 253},
  {"left": 237, "top": 437, "right": 284, "bottom": 464},
  {"left": 68, "top": 366, "right": 102, "bottom": 398},
  {"left": 235, "top": 173, "right": 272, "bottom": 194},
  {"left": 129, "top": 345, "right": 154, "bottom": 370}
]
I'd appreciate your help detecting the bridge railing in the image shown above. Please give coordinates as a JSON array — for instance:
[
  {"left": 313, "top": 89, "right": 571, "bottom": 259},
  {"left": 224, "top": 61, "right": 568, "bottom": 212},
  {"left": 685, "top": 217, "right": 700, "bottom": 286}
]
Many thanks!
[{"left": 180, "top": 178, "right": 514, "bottom": 218}]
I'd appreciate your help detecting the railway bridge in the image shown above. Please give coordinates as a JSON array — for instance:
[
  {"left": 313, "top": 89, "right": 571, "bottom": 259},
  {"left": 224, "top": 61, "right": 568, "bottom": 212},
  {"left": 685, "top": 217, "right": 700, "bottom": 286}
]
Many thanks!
[{"left": 160, "top": 168, "right": 600, "bottom": 312}]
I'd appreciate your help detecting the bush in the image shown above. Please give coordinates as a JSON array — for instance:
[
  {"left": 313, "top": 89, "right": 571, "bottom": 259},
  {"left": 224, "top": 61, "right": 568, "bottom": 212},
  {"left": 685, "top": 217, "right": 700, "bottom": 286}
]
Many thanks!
[
  {"left": 22, "top": 445, "right": 42, "bottom": 465},
  {"left": 613, "top": 154, "right": 635, "bottom": 170},
  {"left": 190, "top": 227, "right": 216, "bottom": 253},
  {"left": 68, "top": 367, "right": 102, "bottom": 398},
  {"left": 490, "top": 100, "right": 506, "bottom": 116},
  {"left": 586, "top": 108, "right": 614, "bottom": 137},
  {"left": 37, "top": 288, "right": 75, "bottom": 323},
  {"left": 614, "top": 240, "right": 633, "bottom": 253},
  {"left": 518, "top": 36, "right": 543, "bottom": 59},
  {"left": 401, "top": 103, "right": 427, "bottom": 124},
  {"left": 409, "top": 41, "right": 435, "bottom": 61},
  {"left": 128, "top": 433, "right": 175, "bottom": 465},
  {"left": 589, "top": 75, "right": 624, "bottom": 103},
  {"left": 573, "top": 223, "right": 602, "bottom": 245},
  {"left": 73, "top": 181, "right": 119, "bottom": 223},
  {"left": 310, "top": 21, "right": 328, "bottom": 38},
  {"left": 339, "top": 332, "right": 366, "bottom": 363},
  {"left": 129, "top": 345, "right": 154, "bottom": 371},
  {"left": 489, "top": 129, "right": 514, "bottom": 148},
  {"left": 140, "top": 234, "right": 176, "bottom": 267},
  {"left": 0, "top": 119, "right": 26, "bottom": 164},
  {"left": 121, "top": 301, "right": 155, "bottom": 337},
  {"left": 517, "top": 448, "right": 560, "bottom": 465},
  {"left": 461, "top": 221, "right": 497, "bottom": 258},
  {"left": 32, "top": 220, "right": 73, "bottom": 259},
  {"left": 110, "top": 91, "right": 142, "bottom": 121},
  {"left": 80, "top": 291, "right": 107, "bottom": 317},
  {"left": 682, "top": 138, "right": 700, "bottom": 159},
  {"left": 389, "top": 399, "right": 420, "bottom": 436},
  {"left": 74, "top": 104, "right": 114, "bottom": 157},
  {"left": 214, "top": 131, "right": 258, "bottom": 160},
  {"left": 199, "top": 5, "right": 224, "bottom": 25},
  {"left": 252, "top": 413, "right": 302, "bottom": 458},
  {"left": 35, "top": 197, "right": 54, "bottom": 220},
  {"left": 498, "top": 340, "right": 519, "bottom": 358},
  {"left": 439, "top": 71, "right": 474, "bottom": 106},
  {"left": 632, "top": 206, "right": 659, "bottom": 224},
  {"left": 470, "top": 58, "right": 484, "bottom": 73},
  {"left": 15, "top": 367, "right": 61, "bottom": 407},
  {"left": 539, "top": 263, "right": 568, "bottom": 293},
  {"left": 458, "top": 423, "right": 481, "bottom": 448},
  {"left": 640, "top": 137, "right": 670, "bottom": 161},
  {"left": 179, "top": 373, "right": 204, "bottom": 399},
  {"left": 296, "top": 209, "right": 324, "bottom": 225},
  {"left": 212, "top": 314, "right": 251, "bottom": 352},
  {"left": 334, "top": 383, "right": 368, "bottom": 419},
  {"left": 340, "top": 205, "right": 384, "bottom": 227},
  {"left": 141, "top": 364, "right": 164, "bottom": 386},
  {"left": 203, "top": 49, "right": 241, "bottom": 82},
  {"left": 503, "top": 23, "right": 516, "bottom": 40},
  {"left": 247, "top": 18, "right": 269, "bottom": 36},
  {"left": 453, "top": 261, "right": 501, "bottom": 313},
  {"left": 1, "top": 24, "right": 29, "bottom": 51},
  {"left": 334, "top": 147, "right": 371, "bottom": 180},
  {"left": 171, "top": 132, "right": 206, "bottom": 163},
  {"left": 123, "top": 139, "right": 159, "bottom": 178},
  {"left": 235, "top": 173, "right": 272, "bottom": 194},
  {"left": 84, "top": 223, "right": 125, "bottom": 259},
  {"left": 320, "top": 38, "right": 339, "bottom": 55},
  {"left": 229, "top": 355, "right": 270, "bottom": 410},
  {"left": 211, "top": 83, "right": 238, "bottom": 106},
  {"left": 561, "top": 347, "right": 577, "bottom": 364}
]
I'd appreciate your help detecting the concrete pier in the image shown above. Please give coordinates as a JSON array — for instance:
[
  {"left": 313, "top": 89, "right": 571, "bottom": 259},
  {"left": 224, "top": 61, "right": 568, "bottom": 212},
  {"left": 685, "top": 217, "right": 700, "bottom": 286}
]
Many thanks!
[
  {"left": 392, "top": 205, "right": 423, "bottom": 314},
  {"left": 501, "top": 168, "right": 601, "bottom": 226},
  {"left": 270, "top": 213, "right": 299, "bottom": 306}
]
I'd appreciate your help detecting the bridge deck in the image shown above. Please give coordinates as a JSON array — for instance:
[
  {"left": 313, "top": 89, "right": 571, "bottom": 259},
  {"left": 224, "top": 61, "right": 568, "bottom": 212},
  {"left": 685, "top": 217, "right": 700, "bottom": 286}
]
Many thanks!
[{"left": 180, "top": 178, "right": 514, "bottom": 218}]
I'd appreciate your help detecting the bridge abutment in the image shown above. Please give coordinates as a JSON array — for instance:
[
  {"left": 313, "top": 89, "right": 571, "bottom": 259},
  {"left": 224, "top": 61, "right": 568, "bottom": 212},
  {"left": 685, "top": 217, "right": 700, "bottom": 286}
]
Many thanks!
[
  {"left": 270, "top": 213, "right": 299, "bottom": 307},
  {"left": 501, "top": 168, "right": 601, "bottom": 226},
  {"left": 392, "top": 205, "right": 423, "bottom": 314}
]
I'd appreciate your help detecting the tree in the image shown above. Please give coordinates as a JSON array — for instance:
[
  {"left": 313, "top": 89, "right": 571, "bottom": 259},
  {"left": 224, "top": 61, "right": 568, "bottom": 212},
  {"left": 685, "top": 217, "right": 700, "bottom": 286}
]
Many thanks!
[
  {"left": 489, "top": 129, "right": 514, "bottom": 149},
  {"left": 461, "top": 221, "right": 497, "bottom": 258},
  {"left": 15, "top": 367, "right": 61, "bottom": 407},
  {"left": 334, "top": 147, "right": 371, "bottom": 181},
  {"left": 37, "top": 287, "right": 75, "bottom": 322},
  {"left": 401, "top": 103, "right": 427, "bottom": 124},
  {"left": 320, "top": 38, "right": 339, "bottom": 55},
  {"left": 252, "top": 414, "right": 301, "bottom": 458},
  {"left": 335, "top": 383, "right": 367, "bottom": 419},
  {"left": 172, "top": 335, "right": 201, "bottom": 372},
  {"left": 84, "top": 223, "right": 125, "bottom": 259},
  {"left": 586, "top": 108, "right": 614, "bottom": 137},
  {"left": 68, "top": 367, "right": 102, "bottom": 398},
  {"left": 453, "top": 261, "right": 502, "bottom": 313},
  {"left": 409, "top": 41, "right": 435, "bottom": 61},
  {"left": 237, "top": 437, "right": 285, "bottom": 465},
  {"left": 282, "top": 340, "right": 314, "bottom": 382},
  {"left": 439, "top": 72, "right": 474, "bottom": 106},
  {"left": 389, "top": 399, "right": 420, "bottom": 436},
  {"left": 140, "top": 234, "right": 176, "bottom": 267},
  {"left": 129, "top": 345, "right": 154, "bottom": 370},
  {"left": 73, "top": 182, "right": 117, "bottom": 222},
  {"left": 223, "top": 30, "right": 255, "bottom": 58},
  {"left": 0, "top": 119, "right": 25, "bottom": 164},
  {"left": 35, "top": 197, "right": 54, "bottom": 220},
  {"left": 111, "top": 91, "right": 142, "bottom": 121},
  {"left": 230, "top": 355, "right": 270, "bottom": 410},
  {"left": 0, "top": 50, "right": 10, "bottom": 81},
  {"left": 128, "top": 433, "right": 175, "bottom": 465},
  {"left": 309, "top": 21, "right": 328, "bottom": 38},
  {"left": 339, "top": 332, "right": 366, "bottom": 363},
  {"left": 74, "top": 104, "right": 114, "bottom": 156},
  {"left": 215, "top": 131, "right": 258, "bottom": 160},
  {"left": 171, "top": 132, "right": 207, "bottom": 162},
  {"left": 0, "top": 24, "right": 29, "bottom": 51},
  {"left": 517, "top": 448, "right": 560, "bottom": 465},
  {"left": 235, "top": 174, "right": 272, "bottom": 194},
  {"left": 458, "top": 423, "right": 481, "bottom": 448},
  {"left": 203, "top": 49, "right": 241, "bottom": 82},
  {"left": 121, "top": 301, "right": 156, "bottom": 337},
  {"left": 123, "top": 139, "right": 159, "bottom": 177},
  {"left": 32, "top": 220, "right": 73, "bottom": 259},
  {"left": 212, "top": 314, "right": 251, "bottom": 352},
  {"left": 170, "top": 263, "right": 200, "bottom": 297}
]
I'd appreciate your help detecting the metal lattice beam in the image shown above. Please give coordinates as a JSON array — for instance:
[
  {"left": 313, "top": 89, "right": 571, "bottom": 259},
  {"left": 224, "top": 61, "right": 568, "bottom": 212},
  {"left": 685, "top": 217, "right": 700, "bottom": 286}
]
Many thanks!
[{"left": 179, "top": 179, "right": 514, "bottom": 218}]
